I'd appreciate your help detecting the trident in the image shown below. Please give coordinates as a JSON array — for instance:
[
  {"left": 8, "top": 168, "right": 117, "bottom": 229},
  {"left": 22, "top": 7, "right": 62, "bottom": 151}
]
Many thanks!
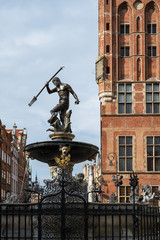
[{"left": 28, "top": 66, "right": 64, "bottom": 107}]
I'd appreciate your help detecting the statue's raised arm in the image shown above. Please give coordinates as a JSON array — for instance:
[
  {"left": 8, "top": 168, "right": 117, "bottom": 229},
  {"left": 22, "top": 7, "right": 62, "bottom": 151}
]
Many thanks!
[
  {"left": 28, "top": 66, "right": 64, "bottom": 107},
  {"left": 46, "top": 77, "right": 80, "bottom": 134}
]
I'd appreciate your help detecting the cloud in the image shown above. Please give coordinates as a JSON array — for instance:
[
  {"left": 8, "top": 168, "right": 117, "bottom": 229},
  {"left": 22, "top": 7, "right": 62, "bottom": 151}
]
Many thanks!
[{"left": 0, "top": 0, "right": 99, "bottom": 181}]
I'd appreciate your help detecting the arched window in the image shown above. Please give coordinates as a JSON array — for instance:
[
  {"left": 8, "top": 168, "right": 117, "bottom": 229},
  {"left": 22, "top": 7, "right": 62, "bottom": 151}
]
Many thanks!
[
  {"left": 137, "top": 58, "right": 141, "bottom": 81},
  {"left": 118, "top": 2, "right": 130, "bottom": 27},
  {"left": 145, "top": 1, "right": 158, "bottom": 79},
  {"left": 145, "top": 1, "right": 158, "bottom": 33},
  {"left": 137, "top": 35, "right": 141, "bottom": 55},
  {"left": 118, "top": 2, "right": 132, "bottom": 80},
  {"left": 137, "top": 16, "right": 141, "bottom": 32}
]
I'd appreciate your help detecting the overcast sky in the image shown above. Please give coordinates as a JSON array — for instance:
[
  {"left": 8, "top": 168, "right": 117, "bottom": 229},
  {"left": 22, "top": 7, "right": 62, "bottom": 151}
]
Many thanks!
[{"left": 0, "top": 0, "right": 100, "bottom": 184}]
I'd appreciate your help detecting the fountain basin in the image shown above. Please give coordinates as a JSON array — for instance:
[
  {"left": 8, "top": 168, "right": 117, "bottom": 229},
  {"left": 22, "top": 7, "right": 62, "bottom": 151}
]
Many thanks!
[{"left": 25, "top": 140, "right": 99, "bottom": 166}]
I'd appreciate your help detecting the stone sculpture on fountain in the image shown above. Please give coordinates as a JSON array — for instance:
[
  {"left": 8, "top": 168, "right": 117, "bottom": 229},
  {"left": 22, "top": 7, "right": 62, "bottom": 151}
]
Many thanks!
[{"left": 26, "top": 68, "right": 98, "bottom": 196}]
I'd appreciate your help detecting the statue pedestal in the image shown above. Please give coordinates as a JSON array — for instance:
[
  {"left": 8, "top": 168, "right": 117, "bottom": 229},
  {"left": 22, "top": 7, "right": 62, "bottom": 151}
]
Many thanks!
[
  {"left": 49, "top": 132, "right": 75, "bottom": 141},
  {"left": 49, "top": 163, "right": 74, "bottom": 179}
]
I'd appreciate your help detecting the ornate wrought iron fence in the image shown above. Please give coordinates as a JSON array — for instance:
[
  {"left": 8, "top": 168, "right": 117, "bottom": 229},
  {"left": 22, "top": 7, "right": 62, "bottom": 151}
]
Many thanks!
[
  {"left": 87, "top": 204, "right": 160, "bottom": 240},
  {"left": 0, "top": 203, "right": 38, "bottom": 240},
  {"left": 37, "top": 192, "right": 87, "bottom": 239},
  {"left": 0, "top": 202, "right": 160, "bottom": 239}
]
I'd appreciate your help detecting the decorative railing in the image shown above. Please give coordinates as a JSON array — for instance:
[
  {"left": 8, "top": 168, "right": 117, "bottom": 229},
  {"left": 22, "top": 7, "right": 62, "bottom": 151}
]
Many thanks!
[{"left": 0, "top": 202, "right": 159, "bottom": 240}]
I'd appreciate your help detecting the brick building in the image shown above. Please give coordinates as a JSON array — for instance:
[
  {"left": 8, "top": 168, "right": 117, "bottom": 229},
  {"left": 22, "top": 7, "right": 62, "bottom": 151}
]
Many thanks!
[
  {"left": 0, "top": 122, "right": 12, "bottom": 202},
  {"left": 96, "top": 0, "right": 160, "bottom": 204},
  {"left": 7, "top": 126, "right": 28, "bottom": 202},
  {"left": 0, "top": 121, "right": 28, "bottom": 202},
  {"left": 9, "top": 123, "right": 19, "bottom": 201}
]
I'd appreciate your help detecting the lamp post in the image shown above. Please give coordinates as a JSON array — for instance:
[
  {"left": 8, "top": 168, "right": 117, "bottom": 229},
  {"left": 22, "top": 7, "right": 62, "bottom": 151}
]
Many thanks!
[
  {"left": 129, "top": 171, "right": 139, "bottom": 240},
  {"left": 107, "top": 152, "right": 123, "bottom": 201},
  {"left": 112, "top": 173, "right": 123, "bottom": 199}
]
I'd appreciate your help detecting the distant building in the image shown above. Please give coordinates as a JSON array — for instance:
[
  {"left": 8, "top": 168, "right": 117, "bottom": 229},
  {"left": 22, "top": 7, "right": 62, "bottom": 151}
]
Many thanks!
[
  {"left": 83, "top": 156, "right": 102, "bottom": 187},
  {"left": 29, "top": 174, "right": 43, "bottom": 203},
  {"left": 10, "top": 123, "right": 19, "bottom": 201},
  {"left": 16, "top": 128, "right": 28, "bottom": 202},
  {"left": 83, "top": 156, "right": 102, "bottom": 202},
  {"left": 0, "top": 121, "right": 28, "bottom": 202},
  {"left": 0, "top": 122, "right": 12, "bottom": 202}
]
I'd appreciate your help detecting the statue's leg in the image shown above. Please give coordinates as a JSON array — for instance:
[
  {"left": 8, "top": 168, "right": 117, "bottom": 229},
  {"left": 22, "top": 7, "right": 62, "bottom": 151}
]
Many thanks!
[
  {"left": 48, "top": 113, "right": 58, "bottom": 124},
  {"left": 50, "top": 103, "right": 63, "bottom": 115},
  {"left": 51, "top": 100, "right": 69, "bottom": 125},
  {"left": 50, "top": 109, "right": 58, "bottom": 115},
  {"left": 60, "top": 110, "right": 66, "bottom": 125}
]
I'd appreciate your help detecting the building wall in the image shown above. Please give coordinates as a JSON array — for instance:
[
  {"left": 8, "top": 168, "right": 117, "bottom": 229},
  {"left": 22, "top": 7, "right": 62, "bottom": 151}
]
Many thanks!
[
  {"left": 0, "top": 123, "right": 28, "bottom": 203},
  {"left": 97, "top": 0, "right": 160, "bottom": 205},
  {"left": 10, "top": 130, "right": 19, "bottom": 201},
  {"left": 15, "top": 129, "right": 28, "bottom": 202},
  {"left": 0, "top": 123, "right": 12, "bottom": 202}
]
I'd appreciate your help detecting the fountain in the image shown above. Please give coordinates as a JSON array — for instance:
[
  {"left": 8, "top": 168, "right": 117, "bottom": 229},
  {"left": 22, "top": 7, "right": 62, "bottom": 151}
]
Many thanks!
[
  {"left": 25, "top": 75, "right": 99, "bottom": 239},
  {"left": 1, "top": 72, "right": 159, "bottom": 240},
  {"left": 26, "top": 76, "right": 98, "bottom": 186}
]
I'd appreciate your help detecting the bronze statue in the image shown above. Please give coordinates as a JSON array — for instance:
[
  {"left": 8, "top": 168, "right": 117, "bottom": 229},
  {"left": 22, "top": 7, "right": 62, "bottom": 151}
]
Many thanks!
[
  {"left": 46, "top": 77, "right": 80, "bottom": 133},
  {"left": 28, "top": 67, "right": 79, "bottom": 134}
]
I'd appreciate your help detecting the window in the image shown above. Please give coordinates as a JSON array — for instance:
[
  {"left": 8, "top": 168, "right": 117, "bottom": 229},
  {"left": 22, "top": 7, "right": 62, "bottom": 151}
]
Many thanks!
[
  {"left": 7, "top": 155, "right": 11, "bottom": 165},
  {"left": 120, "top": 46, "right": 130, "bottom": 57},
  {"left": 147, "top": 136, "right": 160, "bottom": 171},
  {"left": 137, "top": 35, "right": 141, "bottom": 55},
  {"left": 1, "top": 189, "right": 5, "bottom": 200},
  {"left": 3, "top": 171, "right": 6, "bottom": 179},
  {"left": 120, "top": 24, "right": 130, "bottom": 34},
  {"left": 137, "top": 17, "right": 141, "bottom": 32},
  {"left": 118, "top": 84, "right": 132, "bottom": 114},
  {"left": 3, "top": 190, "right": 6, "bottom": 199},
  {"left": 147, "top": 24, "right": 156, "bottom": 34},
  {"left": 146, "top": 83, "right": 160, "bottom": 113},
  {"left": 106, "top": 0, "right": 109, "bottom": 4},
  {"left": 2, "top": 150, "right": 6, "bottom": 162},
  {"left": 106, "top": 23, "right": 110, "bottom": 30},
  {"left": 6, "top": 171, "right": 8, "bottom": 184},
  {"left": 14, "top": 162, "right": 16, "bottom": 174},
  {"left": 119, "top": 136, "right": 133, "bottom": 171},
  {"left": 2, "top": 151, "right": 7, "bottom": 163},
  {"left": 106, "top": 45, "right": 110, "bottom": 53},
  {"left": 8, "top": 172, "right": 10, "bottom": 184},
  {"left": 106, "top": 66, "right": 110, "bottom": 74},
  {"left": 119, "top": 186, "right": 131, "bottom": 202},
  {"left": 147, "top": 46, "right": 156, "bottom": 57}
]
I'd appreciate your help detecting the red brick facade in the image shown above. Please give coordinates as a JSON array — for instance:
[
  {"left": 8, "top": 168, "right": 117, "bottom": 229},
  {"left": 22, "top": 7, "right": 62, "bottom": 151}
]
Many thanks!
[
  {"left": 96, "top": 0, "right": 160, "bottom": 204},
  {"left": 0, "top": 122, "right": 28, "bottom": 202},
  {"left": 0, "top": 123, "right": 12, "bottom": 202}
]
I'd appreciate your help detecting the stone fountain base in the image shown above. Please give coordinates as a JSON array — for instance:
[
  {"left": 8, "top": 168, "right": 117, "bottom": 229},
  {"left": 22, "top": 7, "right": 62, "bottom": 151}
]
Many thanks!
[{"left": 25, "top": 138, "right": 98, "bottom": 166}]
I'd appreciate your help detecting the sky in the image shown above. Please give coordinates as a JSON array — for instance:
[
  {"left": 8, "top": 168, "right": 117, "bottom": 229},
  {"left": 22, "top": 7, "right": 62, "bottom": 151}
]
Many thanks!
[{"left": 0, "top": 0, "right": 100, "bottom": 185}]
